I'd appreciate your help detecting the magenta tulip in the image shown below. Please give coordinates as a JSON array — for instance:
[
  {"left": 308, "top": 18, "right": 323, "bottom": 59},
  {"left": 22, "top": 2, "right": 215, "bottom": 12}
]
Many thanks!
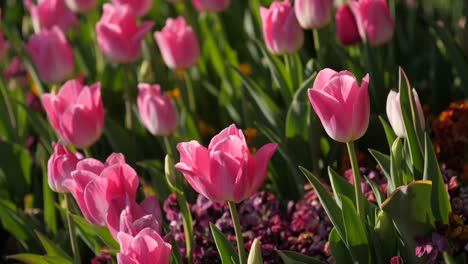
[
  {"left": 137, "top": 84, "right": 178, "bottom": 136},
  {"left": 25, "top": 27, "right": 75, "bottom": 84},
  {"left": 308, "top": 68, "right": 370, "bottom": 143},
  {"left": 47, "top": 142, "right": 83, "bottom": 193},
  {"left": 192, "top": 0, "right": 231, "bottom": 12},
  {"left": 24, "top": 0, "right": 77, "bottom": 33},
  {"left": 349, "top": 0, "right": 394, "bottom": 46},
  {"left": 260, "top": 0, "right": 304, "bottom": 55},
  {"left": 96, "top": 4, "right": 154, "bottom": 64},
  {"left": 66, "top": 153, "right": 139, "bottom": 226},
  {"left": 175, "top": 124, "right": 278, "bottom": 203},
  {"left": 386, "top": 89, "right": 425, "bottom": 138},
  {"left": 335, "top": 4, "right": 362, "bottom": 46},
  {"left": 117, "top": 228, "right": 172, "bottom": 264},
  {"left": 154, "top": 17, "right": 200, "bottom": 70},
  {"left": 42, "top": 79, "right": 104, "bottom": 148},
  {"left": 65, "top": 0, "right": 98, "bottom": 13},
  {"left": 294, "top": 0, "right": 334, "bottom": 29},
  {"left": 107, "top": 196, "right": 162, "bottom": 239},
  {"left": 112, "top": 0, "right": 154, "bottom": 17}
]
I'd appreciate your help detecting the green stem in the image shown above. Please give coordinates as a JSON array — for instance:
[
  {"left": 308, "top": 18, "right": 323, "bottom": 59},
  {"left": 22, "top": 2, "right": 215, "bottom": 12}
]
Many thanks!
[
  {"left": 163, "top": 136, "right": 174, "bottom": 157},
  {"left": 83, "top": 148, "right": 92, "bottom": 158},
  {"left": 182, "top": 70, "right": 196, "bottom": 115},
  {"left": 124, "top": 64, "right": 134, "bottom": 130},
  {"left": 228, "top": 201, "right": 247, "bottom": 264},
  {"left": 176, "top": 193, "right": 194, "bottom": 264},
  {"left": 64, "top": 194, "right": 81, "bottom": 264},
  {"left": 313, "top": 29, "right": 322, "bottom": 65},
  {"left": 346, "top": 141, "right": 364, "bottom": 218}
]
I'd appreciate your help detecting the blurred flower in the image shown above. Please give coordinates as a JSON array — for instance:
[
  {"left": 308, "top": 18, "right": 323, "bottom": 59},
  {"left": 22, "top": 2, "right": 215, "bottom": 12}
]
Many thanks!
[
  {"left": 308, "top": 68, "right": 370, "bottom": 143},
  {"left": 137, "top": 83, "right": 178, "bottom": 136},
  {"left": 154, "top": 17, "right": 200, "bottom": 70},
  {"left": 117, "top": 228, "right": 172, "bottom": 264},
  {"left": 335, "top": 4, "right": 362, "bottom": 46},
  {"left": 24, "top": 0, "right": 77, "bottom": 33},
  {"left": 415, "top": 233, "right": 448, "bottom": 262},
  {"left": 294, "top": 0, "right": 334, "bottom": 29},
  {"left": 344, "top": 166, "right": 387, "bottom": 204},
  {"left": 192, "top": 0, "right": 230, "bottom": 13},
  {"left": 65, "top": 0, "right": 98, "bottom": 13},
  {"left": 65, "top": 153, "right": 139, "bottom": 226},
  {"left": 349, "top": 0, "right": 394, "bottom": 46},
  {"left": 175, "top": 124, "right": 277, "bottom": 203},
  {"left": 260, "top": 0, "right": 304, "bottom": 55},
  {"left": 25, "top": 27, "right": 75, "bottom": 84},
  {"left": 91, "top": 248, "right": 112, "bottom": 264},
  {"left": 166, "top": 87, "right": 181, "bottom": 100},
  {"left": 96, "top": 4, "right": 154, "bottom": 64},
  {"left": 47, "top": 142, "right": 83, "bottom": 193},
  {"left": 386, "top": 89, "right": 425, "bottom": 138},
  {"left": 42, "top": 79, "right": 104, "bottom": 148},
  {"left": 198, "top": 120, "right": 216, "bottom": 136},
  {"left": 3, "top": 57, "right": 27, "bottom": 79},
  {"left": 239, "top": 63, "right": 252, "bottom": 76},
  {"left": 390, "top": 256, "right": 404, "bottom": 264},
  {"left": 112, "top": 0, "right": 153, "bottom": 17}
]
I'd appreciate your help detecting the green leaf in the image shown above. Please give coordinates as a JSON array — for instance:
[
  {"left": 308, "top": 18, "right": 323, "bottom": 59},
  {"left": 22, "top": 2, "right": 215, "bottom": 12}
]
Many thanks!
[
  {"left": 35, "top": 231, "right": 71, "bottom": 260},
  {"left": 299, "top": 167, "right": 345, "bottom": 240},
  {"left": 328, "top": 167, "right": 356, "bottom": 207},
  {"left": 8, "top": 254, "right": 72, "bottom": 264},
  {"left": 339, "top": 195, "right": 370, "bottom": 264},
  {"left": 277, "top": 250, "right": 326, "bottom": 264},
  {"left": 378, "top": 116, "right": 396, "bottom": 150},
  {"left": 72, "top": 214, "right": 119, "bottom": 250},
  {"left": 364, "top": 176, "right": 384, "bottom": 206},
  {"left": 368, "top": 149, "right": 393, "bottom": 193},
  {"left": 422, "top": 134, "right": 451, "bottom": 224},
  {"left": 373, "top": 211, "right": 397, "bottom": 262},
  {"left": 0, "top": 140, "right": 31, "bottom": 202},
  {"left": 209, "top": 223, "right": 239, "bottom": 264},
  {"left": 328, "top": 228, "right": 353, "bottom": 264},
  {"left": 40, "top": 152, "right": 57, "bottom": 234}
]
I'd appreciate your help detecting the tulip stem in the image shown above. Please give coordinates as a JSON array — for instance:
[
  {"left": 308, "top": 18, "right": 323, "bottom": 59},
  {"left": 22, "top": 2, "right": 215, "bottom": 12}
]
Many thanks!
[
  {"left": 228, "top": 201, "right": 247, "bottom": 264},
  {"left": 83, "top": 148, "right": 92, "bottom": 158},
  {"left": 163, "top": 136, "right": 174, "bottom": 157},
  {"left": 346, "top": 141, "right": 365, "bottom": 218},
  {"left": 313, "top": 29, "right": 322, "bottom": 64},
  {"left": 176, "top": 193, "right": 194, "bottom": 264},
  {"left": 182, "top": 70, "right": 196, "bottom": 116},
  {"left": 64, "top": 194, "right": 81, "bottom": 264}
]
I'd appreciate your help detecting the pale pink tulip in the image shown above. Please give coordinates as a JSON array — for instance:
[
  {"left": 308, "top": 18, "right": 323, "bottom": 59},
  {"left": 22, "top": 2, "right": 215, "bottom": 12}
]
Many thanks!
[
  {"left": 24, "top": 0, "right": 77, "bottom": 33},
  {"left": 112, "top": 0, "right": 154, "bottom": 17},
  {"left": 335, "top": 4, "right": 362, "bottom": 46},
  {"left": 96, "top": 4, "right": 154, "bottom": 64},
  {"left": 349, "top": 0, "right": 394, "bottom": 46},
  {"left": 47, "top": 142, "right": 83, "bottom": 193},
  {"left": 42, "top": 79, "right": 104, "bottom": 148},
  {"left": 154, "top": 17, "right": 200, "bottom": 70},
  {"left": 386, "top": 89, "right": 425, "bottom": 138},
  {"left": 25, "top": 27, "right": 75, "bottom": 84},
  {"left": 65, "top": 0, "right": 98, "bottom": 13},
  {"left": 175, "top": 124, "right": 278, "bottom": 203},
  {"left": 308, "top": 68, "right": 370, "bottom": 142},
  {"left": 192, "top": 0, "right": 231, "bottom": 12},
  {"left": 294, "top": 0, "right": 334, "bottom": 29},
  {"left": 117, "top": 228, "right": 172, "bottom": 264},
  {"left": 107, "top": 196, "right": 162, "bottom": 239},
  {"left": 137, "top": 84, "right": 178, "bottom": 136},
  {"left": 260, "top": 0, "right": 304, "bottom": 55},
  {"left": 65, "top": 153, "right": 139, "bottom": 226}
]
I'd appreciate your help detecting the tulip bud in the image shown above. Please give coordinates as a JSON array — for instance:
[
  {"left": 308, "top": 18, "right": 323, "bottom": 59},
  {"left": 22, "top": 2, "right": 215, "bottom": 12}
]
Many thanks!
[
  {"left": 154, "top": 17, "right": 201, "bottom": 70},
  {"left": 335, "top": 4, "right": 362, "bottom": 46},
  {"left": 294, "top": 0, "right": 334, "bottom": 29},
  {"left": 47, "top": 142, "right": 83, "bottom": 193},
  {"left": 192, "top": 0, "right": 231, "bottom": 13},
  {"left": 25, "top": 27, "right": 75, "bottom": 84},
  {"left": 260, "top": 0, "right": 304, "bottom": 55},
  {"left": 24, "top": 0, "right": 77, "bottom": 33},
  {"left": 112, "top": 0, "right": 154, "bottom": 17},
  {"left": 386, "top": 89, "right": 425, "bottom": 138},
  {"left": 247, "top": 239, "right": 263, "bottom": 264},
  {"left": 65, "top": 0, "right": 98, "bottom": 13}
]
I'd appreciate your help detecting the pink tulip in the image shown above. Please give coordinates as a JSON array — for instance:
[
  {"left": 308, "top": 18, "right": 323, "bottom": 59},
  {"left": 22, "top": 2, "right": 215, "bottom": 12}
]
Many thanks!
[
  {"left": 117, "top": 228, "right": 172, "bottom": 264},
  {"left": 137, "top": 84, "right": 178, "bottom": 136},
  {"left": 154, "top": 17, "right": 200, "bottom": 70},
  {"left": 386, "top": 89, "right": 425, "bottom": 138},
  {"left": 112, "top": 0, "right": 154, "bottom": 17},
  {"left": 42, "top": 79, "right": 104, "bottom": 148},
  {"left": 192, "top": 0, "right": 231, "bottom": 12},
  {"left": 65, "top": 153, "right": 139, "bottom": 226},
  {"left": 65, "top": 0, "right": 98, "bottom": 13},
  {"left": 96, "top": 4, "right": 154, "bottom": 64},
  {"left": 107, "top": 195, "right": 162, "bottom": 239},
  {"left": 47, "top": 142, "right": 83, "bottom": 193},
  {"left": 175, "top": 124, "right": 278, "bottom": 203},
  {"left": 25, "top": 27, "right": 75, "bottom": 84},
  {"left": 335, "top": 4, "right": 362, "bottom": 46},
  {"left": 308, "top": 68, "right": 370, "bottom": 143},
  {"left": 349, "top": 0, "right": 394, "bottom": 46},
  {"left": 24, "top": 0, "right": 77, "bottom": 33},
  {"left": 294, "top": 0, "right": 334, "bottom": 29},
  {"left": 260, "top": 0, "right": 304, "bottom": 55}
]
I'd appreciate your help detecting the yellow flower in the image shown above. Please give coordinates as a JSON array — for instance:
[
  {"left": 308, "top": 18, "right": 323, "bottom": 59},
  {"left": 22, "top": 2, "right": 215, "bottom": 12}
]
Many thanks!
[{"left": 239, "top": 63, "right": 252, "bottom": 76}]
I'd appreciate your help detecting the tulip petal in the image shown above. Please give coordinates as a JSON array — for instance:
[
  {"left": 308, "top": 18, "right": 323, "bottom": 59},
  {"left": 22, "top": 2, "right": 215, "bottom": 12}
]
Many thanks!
[
  {"left": 351, "top": 76, "right": 370, "bottom": 140},
  {"left": 312, "top": 68, "right": 337, "bottom": 91},
  {"left": 250, "top": 143, "right": 278, "bottom": 195},
  {"left": 83, "top": 177, "right": 108, "bottom": 226},
  {"left": 209, "top": 151, "right": 241, "bottom": 201},
  {"left": 118, "top": 232, "right": 134, "bottom": 253}
]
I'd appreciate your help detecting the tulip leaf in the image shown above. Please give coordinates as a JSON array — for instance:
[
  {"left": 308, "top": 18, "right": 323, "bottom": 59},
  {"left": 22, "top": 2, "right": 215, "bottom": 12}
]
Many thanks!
[
  {"left": 7, "top": 254, "right": 72, "bottom": 264},
  {"left": 277, "top": 250, "right": 326, "bottom": 264},
  {"left": 328, "top": 228, "right": 353, "bottom": 264},
  {"left": 209, "top": 223, "right": 239, "bottom": 264},
  {"left": 328, "top": 167, "right": 356, "bottom": 207},
  {"left": 0, "top": 139, "right": 31, "bottom": 203},
  {"left": 378, "top": 115, "right": 396, "bottom": 150},
  {"left": 373, "top": 211, "right": 397, "bottom": 262},
  {"left": 72, "top": 214, "right": 119, "bottom": 250},
  {"left": 422, "top": 133, "right": 451, "bottom": 224},
  {"left": 368, "top": 149, "right": 393, "bottom": 193},
  {"left": 339, "top": 194, "right": 370, "bottom": 264},
  {"left": 35, "top": 231, "right": 71, "bottom": 260},
  {"left": 299, "top": 167, "right": 345, "bottom": 240},
  {"left": 364, "top": 176, "right": 384, "bottom": 206},
  {"left": 38, "top": 147, "right": 57, "bottom": 235}
]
